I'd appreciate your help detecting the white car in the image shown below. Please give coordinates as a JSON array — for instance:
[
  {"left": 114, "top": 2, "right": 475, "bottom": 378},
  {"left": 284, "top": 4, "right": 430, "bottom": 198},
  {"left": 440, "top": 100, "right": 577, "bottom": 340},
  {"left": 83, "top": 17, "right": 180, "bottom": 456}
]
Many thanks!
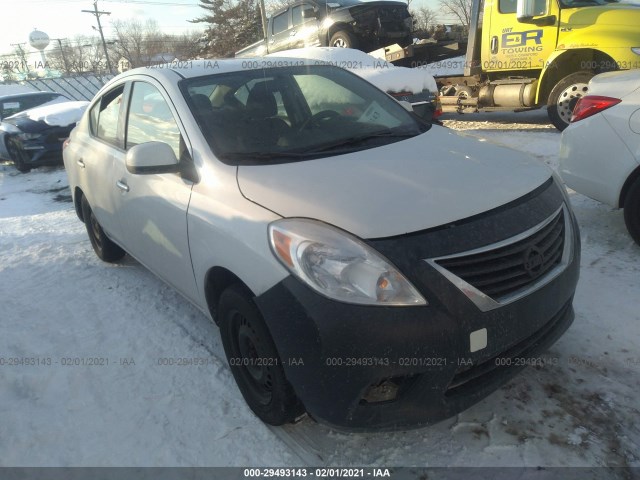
[
  {"left": 559, "top": 69, "right": 640, "bottom": 245},
  {"left": 64, "top": 59, "right": 579, "bottom": 430},
  {"left": 267, "top": 47, "right": 442, "bottom": 122}
]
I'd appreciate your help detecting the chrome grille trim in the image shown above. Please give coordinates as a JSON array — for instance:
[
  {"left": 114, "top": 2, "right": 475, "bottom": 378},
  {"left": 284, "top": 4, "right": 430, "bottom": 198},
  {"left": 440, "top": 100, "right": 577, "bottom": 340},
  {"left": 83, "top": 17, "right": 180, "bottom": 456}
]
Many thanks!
[{"left": 425, "top": 204, "right": 573, "bottom": 312}]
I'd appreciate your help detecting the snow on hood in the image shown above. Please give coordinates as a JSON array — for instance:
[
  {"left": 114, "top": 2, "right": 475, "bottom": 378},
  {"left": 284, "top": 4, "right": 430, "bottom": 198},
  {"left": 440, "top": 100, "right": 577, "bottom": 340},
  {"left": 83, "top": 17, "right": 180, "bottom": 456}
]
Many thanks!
[
  {"left": 268, "top": 47, "right": 438, "bottom": 94},
  {"left": 237, "top": 126, "right": 553, "bottom": 238},
  {"left": 9, "top": 100, "right": 89, "bottom": 127}
]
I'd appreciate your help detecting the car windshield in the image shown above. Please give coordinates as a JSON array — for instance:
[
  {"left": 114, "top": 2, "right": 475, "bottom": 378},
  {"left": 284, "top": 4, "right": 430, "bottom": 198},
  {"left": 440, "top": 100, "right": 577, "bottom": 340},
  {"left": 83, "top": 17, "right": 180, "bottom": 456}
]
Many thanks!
[{"left": 181, "top": 65, "right": 428, "bottom": 165}]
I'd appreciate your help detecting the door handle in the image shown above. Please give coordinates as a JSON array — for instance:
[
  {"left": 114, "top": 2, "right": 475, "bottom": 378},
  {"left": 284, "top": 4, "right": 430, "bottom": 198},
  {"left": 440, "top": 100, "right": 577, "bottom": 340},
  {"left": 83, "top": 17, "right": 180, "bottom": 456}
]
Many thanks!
[
  {"left": 116, "top": 180, "right": 129, "bottom": 192},
  {"left": 490, "top": 36, "right": 498, "bottom": 54},
  {"left": 289, "top": 30, "right": 297, "bottom": 36},
  {"left": 76, "top": 159, "right": 85, "bottom": 168}
]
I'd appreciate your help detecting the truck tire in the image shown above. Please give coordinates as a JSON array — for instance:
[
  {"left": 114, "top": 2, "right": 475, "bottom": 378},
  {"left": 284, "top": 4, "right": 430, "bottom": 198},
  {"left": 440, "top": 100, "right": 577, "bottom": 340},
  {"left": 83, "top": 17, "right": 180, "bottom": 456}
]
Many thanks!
[
  {"left": 547, "top": 71, "right": 594, "bottom": 131},
  {"left": 623, "top": 177, "right": 640, "bottom": 246},
  {"left": 330, "top": 30, "right": 357, "bottom": 49}
]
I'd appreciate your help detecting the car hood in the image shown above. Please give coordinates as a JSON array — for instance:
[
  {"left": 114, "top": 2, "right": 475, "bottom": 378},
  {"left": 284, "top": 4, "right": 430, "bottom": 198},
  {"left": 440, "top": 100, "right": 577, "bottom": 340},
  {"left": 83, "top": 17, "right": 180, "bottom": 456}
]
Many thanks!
[{"left": 236, "top": 127, "right": 553, "bottom": 239}]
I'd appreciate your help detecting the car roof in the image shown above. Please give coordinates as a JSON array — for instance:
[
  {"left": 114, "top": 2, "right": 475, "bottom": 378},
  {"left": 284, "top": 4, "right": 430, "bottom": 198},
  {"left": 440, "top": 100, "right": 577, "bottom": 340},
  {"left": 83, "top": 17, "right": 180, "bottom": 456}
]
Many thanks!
[{"left": 117, "top": 58, "right": 327, "bottom": 81}]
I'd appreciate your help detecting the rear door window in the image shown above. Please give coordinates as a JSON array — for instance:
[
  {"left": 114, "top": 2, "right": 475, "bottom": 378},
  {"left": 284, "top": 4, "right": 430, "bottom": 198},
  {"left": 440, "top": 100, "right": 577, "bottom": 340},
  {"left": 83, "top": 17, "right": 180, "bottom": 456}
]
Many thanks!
[{"left": 92, "top": 85, "right": 125, "bottom": 146}]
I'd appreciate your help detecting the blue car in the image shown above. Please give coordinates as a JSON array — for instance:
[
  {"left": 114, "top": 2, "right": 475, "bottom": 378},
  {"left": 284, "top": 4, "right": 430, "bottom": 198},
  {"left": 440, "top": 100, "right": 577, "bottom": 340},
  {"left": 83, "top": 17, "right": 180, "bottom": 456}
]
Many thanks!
[
  {"left": 1, "top": 100, "right": 88, "bottom": 172},
  {"left": 0, "top": 91, "right": 69, "bottom": 162}
]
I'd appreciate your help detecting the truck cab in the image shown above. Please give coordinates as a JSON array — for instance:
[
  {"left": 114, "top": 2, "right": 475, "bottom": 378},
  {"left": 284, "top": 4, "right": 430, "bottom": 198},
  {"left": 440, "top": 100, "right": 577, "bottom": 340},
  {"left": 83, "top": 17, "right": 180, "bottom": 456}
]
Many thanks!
[{"left": 443, "top": 0, "right": 640, "bottom": 129}]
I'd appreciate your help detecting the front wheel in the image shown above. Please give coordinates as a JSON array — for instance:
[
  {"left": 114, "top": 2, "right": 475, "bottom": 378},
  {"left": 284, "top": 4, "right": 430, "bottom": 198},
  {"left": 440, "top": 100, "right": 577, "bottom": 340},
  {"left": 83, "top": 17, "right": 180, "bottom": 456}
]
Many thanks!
[
  {"left": 623, "top": 177, "right": 640, "bottom": 246},
  {"left": 81, "top": 195, "right": 126, "bottom": 262},
  {"left": 7, "top": 138, "right": 30, "bottom": 173},
  {"left": 547, "top": 71, "right": 594, "bottom": 131},
  {"left": 330, "top": 30, "right": 357, "bottom": 49},
  {"left": 218, "top": 284, "right": 304, "bottom": 425}
]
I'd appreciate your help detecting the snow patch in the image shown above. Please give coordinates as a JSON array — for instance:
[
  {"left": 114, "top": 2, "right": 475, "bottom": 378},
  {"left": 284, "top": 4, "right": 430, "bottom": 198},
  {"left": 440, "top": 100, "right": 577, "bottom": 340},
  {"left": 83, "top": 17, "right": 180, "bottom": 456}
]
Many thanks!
[{"left": 10, "top": 100, "right": 89, "bottom": 127}]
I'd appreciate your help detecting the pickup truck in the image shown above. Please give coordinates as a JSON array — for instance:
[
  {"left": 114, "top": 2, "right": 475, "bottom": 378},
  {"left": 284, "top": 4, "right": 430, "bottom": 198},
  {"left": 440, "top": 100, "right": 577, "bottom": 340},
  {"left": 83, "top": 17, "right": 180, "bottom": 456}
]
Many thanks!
[{"left": 235, "top": 0, "right": 413, "bottom": 57}]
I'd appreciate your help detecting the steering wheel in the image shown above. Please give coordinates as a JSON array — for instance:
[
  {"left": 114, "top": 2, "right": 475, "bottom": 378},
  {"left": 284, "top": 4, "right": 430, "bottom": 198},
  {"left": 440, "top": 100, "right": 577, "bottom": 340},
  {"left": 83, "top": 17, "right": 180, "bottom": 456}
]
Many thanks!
[{"left": 299, "top": 110, "right": 340, "bottom": 130}]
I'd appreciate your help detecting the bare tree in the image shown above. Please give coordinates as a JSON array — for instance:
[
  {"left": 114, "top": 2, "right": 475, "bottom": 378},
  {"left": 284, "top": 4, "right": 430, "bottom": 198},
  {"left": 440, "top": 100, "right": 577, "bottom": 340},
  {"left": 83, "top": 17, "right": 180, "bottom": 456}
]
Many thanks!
[
  {"left": 111, "top": 19, "right": 168, "bottom": 69},
  {"left": 412, "top": 6, "right": 437, "bottom": 33},
  {"left": 438, "top": 0, "right": 473, "bottom": 28},
  {"left": 46, "top": 36, "right": 108, "bottom": 74}
]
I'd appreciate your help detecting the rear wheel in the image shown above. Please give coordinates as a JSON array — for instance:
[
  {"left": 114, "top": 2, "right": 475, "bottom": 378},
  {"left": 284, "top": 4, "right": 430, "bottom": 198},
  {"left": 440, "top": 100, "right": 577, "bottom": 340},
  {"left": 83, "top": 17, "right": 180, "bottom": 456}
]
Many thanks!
[
  {"left": 81, "top": 195, "right": 126, "bottom": 262},
  {"left": 218, "top": 284, "right": 304, "bottom": 425},
  {"left": 7, "top": 138, "right": 30, "bottom": 173},
  {"left": 623, "top": 178, "right": 640, "bottom": 246},
  {"left": 547, "top": 71, "right": 594, "bottom": 131},
  {"left": 330, "top": 30, "right": 357, "bottom": 49}
]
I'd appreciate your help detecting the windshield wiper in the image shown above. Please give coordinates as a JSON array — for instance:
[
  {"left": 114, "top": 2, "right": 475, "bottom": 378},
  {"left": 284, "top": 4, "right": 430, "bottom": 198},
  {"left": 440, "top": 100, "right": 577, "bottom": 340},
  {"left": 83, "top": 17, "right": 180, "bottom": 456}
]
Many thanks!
[
  {"left": 307, "top": 129, "right": 420, "bottom": 154},
  {"left": 221, "top": 151, "right": 313, "bottom": 161}
]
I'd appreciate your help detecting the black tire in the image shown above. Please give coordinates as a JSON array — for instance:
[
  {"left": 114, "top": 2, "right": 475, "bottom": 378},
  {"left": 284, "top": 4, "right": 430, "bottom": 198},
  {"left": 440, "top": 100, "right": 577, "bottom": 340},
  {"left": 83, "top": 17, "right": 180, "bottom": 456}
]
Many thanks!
[
  {"left": 7, "top": 138, "right": 31, "bottom": 173},
  {"left": 330, "top": 30, "right": 357, "bottom": 49},
  {"left": 547, "top": 71, "right": 594, "bottom": 131},
  {"left": 623, "top": 177, "right": 640, "bottom": 246},
  {"left": 218, "top": 284, "right": 304, "bottom": 425},
  {"left": 81, "top": 195, "right": 126, "bottom": 262}
]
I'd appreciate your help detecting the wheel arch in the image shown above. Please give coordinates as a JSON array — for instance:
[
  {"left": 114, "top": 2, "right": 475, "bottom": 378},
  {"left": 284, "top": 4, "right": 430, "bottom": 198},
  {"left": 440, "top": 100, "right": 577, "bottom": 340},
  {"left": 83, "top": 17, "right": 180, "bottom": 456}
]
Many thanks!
[
  {"left": 326, "top": 23, "right": 355, "bottom": 44},
  {"left": 619, "top": 165, "right": 640, "bottom": 209},
  {"left": 536, "top": 49, "right": 617, "bottom": 104},
  {"left": 204, "top": 266, "right": 255, "bottom": 324}
]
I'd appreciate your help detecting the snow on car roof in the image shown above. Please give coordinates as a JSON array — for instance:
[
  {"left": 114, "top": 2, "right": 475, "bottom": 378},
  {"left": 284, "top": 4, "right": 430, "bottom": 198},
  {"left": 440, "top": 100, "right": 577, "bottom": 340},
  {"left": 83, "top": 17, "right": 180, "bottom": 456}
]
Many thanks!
[
  {"left": 268, "top": 47, "right": 438, "bottom": 94},
  {"left": 8, "top": 100, "right": 89, "bottom": 127},
  {"left": 121, "top": 55, "right": 438, "bottom": 95}
]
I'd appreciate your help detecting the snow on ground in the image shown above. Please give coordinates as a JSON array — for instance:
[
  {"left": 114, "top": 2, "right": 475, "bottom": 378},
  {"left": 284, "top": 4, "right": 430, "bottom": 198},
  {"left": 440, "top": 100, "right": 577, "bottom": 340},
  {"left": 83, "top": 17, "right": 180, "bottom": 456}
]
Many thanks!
[{"left": 1, "top": 111, "right": 639, "bottom": 473}]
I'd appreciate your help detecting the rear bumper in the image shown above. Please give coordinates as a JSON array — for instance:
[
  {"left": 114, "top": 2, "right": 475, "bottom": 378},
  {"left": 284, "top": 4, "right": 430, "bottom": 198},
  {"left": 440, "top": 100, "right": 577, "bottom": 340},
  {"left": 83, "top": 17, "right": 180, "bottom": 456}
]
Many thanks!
[
  {"left": 559, "top": 113, "right": 638, "bottom": 208},
  {"left": 254, "top": 208, "right": 580, "bottom": 430}
]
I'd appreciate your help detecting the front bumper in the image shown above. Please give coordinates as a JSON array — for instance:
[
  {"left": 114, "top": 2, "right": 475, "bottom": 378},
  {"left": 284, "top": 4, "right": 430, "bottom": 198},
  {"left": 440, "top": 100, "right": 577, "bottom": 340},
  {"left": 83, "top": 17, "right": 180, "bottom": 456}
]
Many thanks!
[{"left": 254, "top": 182, "right": 581, "bottom": 430}]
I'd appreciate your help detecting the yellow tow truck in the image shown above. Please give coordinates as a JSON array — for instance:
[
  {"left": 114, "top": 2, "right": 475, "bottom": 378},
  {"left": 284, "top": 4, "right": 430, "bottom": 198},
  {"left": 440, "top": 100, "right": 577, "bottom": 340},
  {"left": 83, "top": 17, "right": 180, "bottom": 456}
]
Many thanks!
[{"left": 385, "top": 0, "right": 640, "bottom": 130}]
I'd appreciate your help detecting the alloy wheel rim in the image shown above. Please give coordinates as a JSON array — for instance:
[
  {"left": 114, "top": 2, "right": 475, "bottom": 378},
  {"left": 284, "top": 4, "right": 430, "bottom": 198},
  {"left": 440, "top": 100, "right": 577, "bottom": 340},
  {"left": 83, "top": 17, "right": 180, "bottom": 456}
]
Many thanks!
[{"left": 557, "top": 82, "right": 589, "bottom": 124}]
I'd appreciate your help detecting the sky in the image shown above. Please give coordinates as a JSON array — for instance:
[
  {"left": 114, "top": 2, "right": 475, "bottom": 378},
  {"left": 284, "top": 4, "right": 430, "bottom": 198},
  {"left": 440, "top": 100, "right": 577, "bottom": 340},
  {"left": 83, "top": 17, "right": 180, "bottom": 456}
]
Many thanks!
[
  {"left": 0, "top": 0, "right": 444, "bottom": 63},
  {"left": 0, "top": 0, "right": 208, "bottom": 61}
]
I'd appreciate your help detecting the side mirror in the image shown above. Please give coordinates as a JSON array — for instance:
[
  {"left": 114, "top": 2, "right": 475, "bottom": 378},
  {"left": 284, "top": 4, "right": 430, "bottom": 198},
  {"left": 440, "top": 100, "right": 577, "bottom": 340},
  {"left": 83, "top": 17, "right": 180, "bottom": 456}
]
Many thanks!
[
  {"left": 516, "top": 0, "right": 536, "bottom": 20},
  {"left": 398, "top": 100, "right": 414, "bottom": 112},
  {"left": 125, "top": 141, "right": 180, "bottom": 175}
]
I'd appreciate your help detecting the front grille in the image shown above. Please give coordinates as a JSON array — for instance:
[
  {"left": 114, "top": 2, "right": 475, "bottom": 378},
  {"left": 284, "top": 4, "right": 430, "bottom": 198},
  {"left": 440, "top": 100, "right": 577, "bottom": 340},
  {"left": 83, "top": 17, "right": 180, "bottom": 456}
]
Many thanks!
[
  {"left": 445, "top": 299, "right": 572, "bottom": 398},
  {"left": 436, "top": 207, "right": 565, "bottom": 300}
]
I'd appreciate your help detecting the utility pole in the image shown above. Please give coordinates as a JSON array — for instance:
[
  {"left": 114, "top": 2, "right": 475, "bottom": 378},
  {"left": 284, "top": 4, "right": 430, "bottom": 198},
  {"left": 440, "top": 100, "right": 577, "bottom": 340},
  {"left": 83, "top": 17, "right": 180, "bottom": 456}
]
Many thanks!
[
  {"left": 82, "top": 1, "right": 113, "bottom": 74},
  {"left": 10, "top": 42, "right": 30, "bottom": 73},
  {"left": 259, "top": 0, "right": 268, "bottom": 38},
  {"left": 52, "top": 38, "right": 71, "bottom": 75}
]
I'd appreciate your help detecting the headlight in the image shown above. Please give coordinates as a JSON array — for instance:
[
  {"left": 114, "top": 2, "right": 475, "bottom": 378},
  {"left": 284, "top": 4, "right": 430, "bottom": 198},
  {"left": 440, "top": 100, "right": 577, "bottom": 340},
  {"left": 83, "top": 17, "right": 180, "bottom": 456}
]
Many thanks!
[
  {"left": 632, "top": 47, "right": 640, "bottom": 56},
  {"left": 19, "top": 132, "right": 42, "bottom": 140},
  {"left": 0, "top": 122, "right": 21, "bottom": 133},
  {"left": 269, "top": 218, "right": 427, "bottom": 306}
]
